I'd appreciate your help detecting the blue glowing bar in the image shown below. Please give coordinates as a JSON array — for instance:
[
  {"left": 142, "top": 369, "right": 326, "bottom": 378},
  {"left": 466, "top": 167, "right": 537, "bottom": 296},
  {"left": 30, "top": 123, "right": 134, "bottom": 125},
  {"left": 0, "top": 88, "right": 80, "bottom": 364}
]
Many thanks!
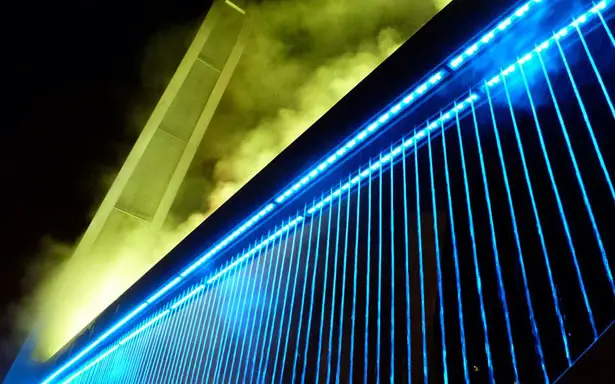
[
  {"left": 376, "top": 158, "right": 383, "bottom": 381},
  {"left": 171, "top": 285, "right": 205, "bottom": 309},
  {"left": 415, "top": 131, "right": 428, "bottom": 384},
  {"left": 449, "top": 0, "right": 544, "bottom": 69},
  {"left": 518, "top": 60, "right": 598, "bottom": 337},
  {"left": 428, "top": 128, "right": 448, "bottom": 384},
  {"left": 255, "top": 223, "right": 292, "bottom": 382},
  {"left": 300, "top": 195, "right": 327, "bottom": 384},
  {"left": 495, "top": 75, "right": 549, "bottom": 380},
  {"left": 180, "top": 203, "right": 276, "bottom": 278},
  {"left": 119, "top": 310, "right": 171, "bottom": 346},
  {"left": 62, "top": 345, "right": 119, "bottom": 384},
  {"left": 146, "top": 277, "right": 182, "bottom": 304},
  {"left": 206, "top": 216, "right": 303, "bottom": 284},
  {"left": 306, "top": 93, "right": 479, "bottom": 217},
  {"left": 401, "top": 142, "right": 413, "bottom": 380},
  {"left": 334, "top": 179, "right": 352, "bottom": 383},
  {"left": 363, "top": 161, "right": 373, "bottom": 384},
  {"left": 484, "top": 1, "right": 611, "bottom": 92},
  {"left": 313, "top": 187, "right": 336, "bottom": 383},
  {"left": 279, "top": 209, "right": 309, "bottom": 382},
  {"left": 290, "top": 202, "right": 320, "bottom": 383},
  {"left": 440, "top": 114, "right": 469, "bottom": 383},
  {"left": 455, "top": 102, "right": 495, "bottom": 383},
  {"left": 275, "top": 71, "right": 446, "bottom": 205},
  {"left": 96, "top": 303, "right": 148, "bottom": 346},
  {"left": 270, "top": 208, "right": 302, "bottom": 381},
  {"left": 349, "top": 166, "right": 362, "bottom": 383},
  {"left": 228, "top": 240, "right": 263, "bottom": 382}
]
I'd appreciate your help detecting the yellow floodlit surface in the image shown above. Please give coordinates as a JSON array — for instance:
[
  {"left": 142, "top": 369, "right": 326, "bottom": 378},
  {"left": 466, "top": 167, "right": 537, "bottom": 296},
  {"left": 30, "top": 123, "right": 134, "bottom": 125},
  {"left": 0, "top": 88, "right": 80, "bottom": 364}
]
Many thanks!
[{"left": 32, "top": 0, "right": 451, "bottom": 360}]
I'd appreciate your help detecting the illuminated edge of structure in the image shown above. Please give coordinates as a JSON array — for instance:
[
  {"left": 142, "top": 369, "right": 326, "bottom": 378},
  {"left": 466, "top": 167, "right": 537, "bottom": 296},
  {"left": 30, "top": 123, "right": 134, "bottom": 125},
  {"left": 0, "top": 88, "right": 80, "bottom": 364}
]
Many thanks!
[
  {"left": 448, "top": 0, "right": 544, "bottom": 69},
  {"left": 42, "top": 0, "right": 611, "bottom": 382}
]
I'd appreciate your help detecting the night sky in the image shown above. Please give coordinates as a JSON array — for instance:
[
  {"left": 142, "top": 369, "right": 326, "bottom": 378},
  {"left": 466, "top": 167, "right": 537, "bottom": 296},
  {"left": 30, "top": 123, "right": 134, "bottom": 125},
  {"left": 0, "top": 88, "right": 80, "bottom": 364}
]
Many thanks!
[{"left": 0, "top": 0, "right": 212, "bottom": 374}]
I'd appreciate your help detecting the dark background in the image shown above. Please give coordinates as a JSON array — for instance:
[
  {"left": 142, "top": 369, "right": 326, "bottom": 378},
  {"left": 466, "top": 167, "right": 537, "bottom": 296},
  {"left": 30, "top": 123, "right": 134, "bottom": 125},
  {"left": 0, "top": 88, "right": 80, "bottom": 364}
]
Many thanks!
[{"left": 0, "top": 0, "right": 212, "bottom": 375}]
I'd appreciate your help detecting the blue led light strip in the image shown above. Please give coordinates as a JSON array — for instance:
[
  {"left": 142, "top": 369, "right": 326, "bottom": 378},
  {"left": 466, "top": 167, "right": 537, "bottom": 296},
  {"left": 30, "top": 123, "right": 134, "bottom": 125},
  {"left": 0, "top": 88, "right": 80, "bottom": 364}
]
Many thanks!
[
  {"left": 484, "top": 1, "right": 609, "bottom": 89},
  {"left": 206, "top": 216, "right": 303, "bottom": 284},
  {"left": 449, "top": 0, "right": 545, "bottom": 69},
  {"left": 274, "top": 71, "right": 445, "bottom": 205},
  {"left": 48, "top": 216, "right": 302, "bottom": 383},
  {"left": 305, "top": 93, "right": 479, "bottom": 215}
]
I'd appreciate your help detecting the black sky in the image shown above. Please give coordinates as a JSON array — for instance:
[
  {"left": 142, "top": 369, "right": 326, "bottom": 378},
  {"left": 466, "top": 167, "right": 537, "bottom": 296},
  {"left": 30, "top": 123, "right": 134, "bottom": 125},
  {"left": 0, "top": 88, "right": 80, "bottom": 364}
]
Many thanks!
[{"left": 0, "top": 0, "right": 212, "bottom": 374}]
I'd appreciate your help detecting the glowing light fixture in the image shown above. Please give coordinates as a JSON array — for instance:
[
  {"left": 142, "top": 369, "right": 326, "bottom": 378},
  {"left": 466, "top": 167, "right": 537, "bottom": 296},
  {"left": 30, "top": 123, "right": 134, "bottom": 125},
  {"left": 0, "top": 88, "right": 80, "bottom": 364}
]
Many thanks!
[
  {"left": 449, "top": 0, "right": 544, "bottom": 69},
  {"left": 171, "top": 285, "right": 205, "bottom": 310},
  {"left": 273, "top": 71, "right": 446, "bottom": 205},
  {"left": 485, "top": 0, "right": 609, "bottom": 90}
]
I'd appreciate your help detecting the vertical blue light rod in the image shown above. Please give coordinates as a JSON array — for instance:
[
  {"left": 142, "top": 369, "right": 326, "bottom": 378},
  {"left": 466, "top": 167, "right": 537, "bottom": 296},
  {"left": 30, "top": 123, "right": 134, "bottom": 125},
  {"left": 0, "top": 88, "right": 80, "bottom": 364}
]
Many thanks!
[
  {"left": 554, "top": 37, "right": 615, "bottom": 203},
  {"left": 221, "top": 249, "right": 257, "bottom": 383},
  {"left": 234, "top": 240, "right": 268, "bottom": 384},
  {"left": 199, "top": 265, "right": 228, "bottom": 382},
  {"left": 402, "top": 141, "right": 413, "bottom": 383},
  {"left": 485, "top": 83, "right": 548, "bottom": 382},
  {"left": 364, "top": 161, "right": 373, "bottom": 384},
  {"left": 349, "top": 166, "right": 362, "bottom": 384},
  {"left": 140, "top": 308, "right": 170, "bottom": 380},
  {"left": 335, "top": 178, "right": 353, "bottom": 384},
  {"left": 440, "top": 117, "right": 469, "bottom": 383},
  {"left": 470, "top": 98, "right": 519, "bottom": 383},
  {"left": 186, "top": 281, "right": 216, "bottom": 382},
  {"left": 182, "top": 288, "right": 209, "bottom": 379},
  {"left": 192, "top": 274, "right": 224, "bottom": 382},
  {"left": 240, "top": 237, "right": 272, "bottom": 383},
  {"left": 258, "top": 220, "right": 294, "bottom": 382},
  {"left": 143, "top": 296, "right": 175, "bottom": 382},
  {"left": 389, "top": 148, "right": 396, "bottom": 383},
  {"left": 174, "top": 284, "right": 203, "bottom": 378},
  {"left": 455, "top": 103, "right": 495, "bottom": 384},
  {"left": 206, "top": 259, "right": 242, "bottom": 383},
  {"left": 191, "top": 271, "right": 222, "bottom": 382},
  {"left": 248, "top": 228, "right": 284, "bottom": 384},
  {"left": 314, "top": 188, "right": 336, "bottom": 383},
  {"left": 325, "top": 182, "right": 344, "bottom": 384},
  {"left": 166, "top": 288, "right": 196, "bottom": 380},
  {"left": 518, "top": 62, "right": 597, "bottom": 337},
  {"left": 205, "top": 265, "right": 238, "bottom": 383},
  {"left": 301, "top": 193, "right": 328, "bottom": 384},
  {"left": 574, "top": 24, "right": 615, "bottom": 119},
  {"left": 254, "top": 228, "right": 290, "bottom": 383},
  {"left": 137, "top": 308, "right": 169, "bottom": 380},
  {"left": 278, "top": 207, "right": 309, "bottom": 383},
  {"left": 377, "top": 153, "right": 384, "bottom": 384},
  {"left": 120, "top": 309, "right": 151, "bottom": 384},
  {"left": 228, "top": 241, "right": 263, "bottom": 382},
  {"left": 564, "top": 30, "right": 615, "bottom": 294},
  {"left": 291, "top": 203, "right": 321, "bottom": 384},
  {"left": 170, "top": 285, "right": 203, "bottom": 381},
  {"left": 597, "top": 10, "right": 615, "bottom": 47},
  {"left": 416, "top": 130, "right": 428, "bottom": 384},
  {"left": 239, "top": 233, "right": 273, "bottom": 383},
  {"left": 428, "top": 128, "right": 448, "bottom": 384},
  {"left": 503, "top": 57, "right": 571, "bottom": 365},
  {"left": 271, "top": 208, "right": 303, "bottom": 382}
]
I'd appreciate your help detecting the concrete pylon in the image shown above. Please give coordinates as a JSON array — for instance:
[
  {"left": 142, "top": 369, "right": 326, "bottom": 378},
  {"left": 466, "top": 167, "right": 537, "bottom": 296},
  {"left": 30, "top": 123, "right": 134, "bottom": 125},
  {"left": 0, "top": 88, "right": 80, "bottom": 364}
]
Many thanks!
[
  {"left": 30, "top": 0, "right": 249, "bottom": 362},
  {"left": 77, "top": 0, "right": 247, "bottom": 259}
]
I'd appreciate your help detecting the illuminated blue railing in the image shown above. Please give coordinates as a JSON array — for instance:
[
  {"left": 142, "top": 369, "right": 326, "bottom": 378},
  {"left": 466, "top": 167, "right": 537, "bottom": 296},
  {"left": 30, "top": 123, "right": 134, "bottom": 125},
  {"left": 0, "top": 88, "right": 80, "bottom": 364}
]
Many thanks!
[
  {"left": 449, "top": 0, "right": 546, "bottom": 69},
  {"left": 41, "top": 1, "right": 615, "bottom": 383}
]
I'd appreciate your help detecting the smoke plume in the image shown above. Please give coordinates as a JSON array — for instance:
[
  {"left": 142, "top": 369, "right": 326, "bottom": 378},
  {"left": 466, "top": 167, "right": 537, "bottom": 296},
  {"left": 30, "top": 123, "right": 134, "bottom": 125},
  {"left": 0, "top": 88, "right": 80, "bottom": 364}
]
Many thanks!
[{"left": 25, "top": 0, "right": 450, "bottom": 360}]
